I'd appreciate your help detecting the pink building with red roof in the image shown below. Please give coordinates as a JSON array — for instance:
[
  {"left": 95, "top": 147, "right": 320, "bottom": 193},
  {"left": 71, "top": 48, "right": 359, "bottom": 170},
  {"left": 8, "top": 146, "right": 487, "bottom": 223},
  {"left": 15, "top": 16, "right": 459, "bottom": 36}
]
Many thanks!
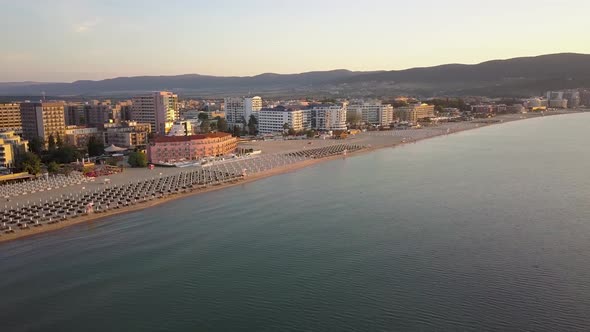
[{"left": 147, "top": 132, "right": 237, "bottom": 164}]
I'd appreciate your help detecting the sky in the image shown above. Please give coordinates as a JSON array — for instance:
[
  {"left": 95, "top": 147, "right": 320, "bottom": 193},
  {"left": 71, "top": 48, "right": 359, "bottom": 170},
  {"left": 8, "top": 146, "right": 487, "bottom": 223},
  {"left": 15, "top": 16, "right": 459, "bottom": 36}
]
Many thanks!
[{"left": 1, "top": 0, "right": 589, "bottom": 82}]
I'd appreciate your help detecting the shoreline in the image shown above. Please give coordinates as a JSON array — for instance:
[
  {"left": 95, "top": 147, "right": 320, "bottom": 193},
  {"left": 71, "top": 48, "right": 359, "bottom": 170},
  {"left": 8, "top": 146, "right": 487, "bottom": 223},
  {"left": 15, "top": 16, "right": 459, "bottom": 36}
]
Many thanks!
[{"left": 0, "top": 111, "right": 582, "bottom": 244}]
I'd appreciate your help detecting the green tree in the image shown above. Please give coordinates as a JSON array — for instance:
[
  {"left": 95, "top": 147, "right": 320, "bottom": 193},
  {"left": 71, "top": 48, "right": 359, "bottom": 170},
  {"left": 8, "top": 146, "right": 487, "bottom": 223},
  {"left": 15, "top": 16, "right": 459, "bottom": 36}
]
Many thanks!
[
  {"left": 47, "top": 134, "right": 56, "bottom": 151},
  {"left": 28, "top": 137, "right": 44, "bottom": 155},
  {"left": 87, "top": 136, "right": 105, "bottom": 157},
  {"left": 210, "top": 122, "right": 217, "bottom": 131},
  {"left": 306, "top": 129, "right": 316, "bottom": 138},
  {"left": 56, "top": 133, "right": 64, "bottom": 148},
  {"left": 51, "top": 146, "right": 80, "bottom": 164},
  {"left": 127, "top": 151, "right": 147, "bottom": 168},
  {"left": 200, "top": 119, "right": 211, "bottom": 133},
  {"left": 216, "top": 117, "right": 228, "bottom": 132},
  {"left": 18, "top": 152, "right": 42, "bottom": 175},
  {"left": 346, "top": 111, "right": 361, "bottom": 126},
  {"left": 198, "top": 112, "right": 209, "bottom": 121},
  {"left": 288, "top": 128, "right": 297, "bottom": 136},
  {"left": 232, "top": 125, "right": 241, "bottom": 137},
  {"left": 47, "top": 161, "right": 60, "bottom": 174},
  {"left": 247, "top": 114, "right": 258, "bottom": 135},
  {"left": 283, "top": 123, "right": 290, "bottom": 130}
]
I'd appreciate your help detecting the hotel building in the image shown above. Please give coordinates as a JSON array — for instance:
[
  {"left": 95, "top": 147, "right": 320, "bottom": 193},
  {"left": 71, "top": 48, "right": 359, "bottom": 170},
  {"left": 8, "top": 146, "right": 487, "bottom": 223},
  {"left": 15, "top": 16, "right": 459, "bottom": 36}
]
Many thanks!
[
  {"left": 394, "top": 103, "right": 435, "bottom": 123},
  {"left": 224, "top": 96, "right": 262, "bottom": 129},
  {"left": 347, "top": 101, "right": 395, "bottom": 126},
  {"left": 19, "top": 101, "right": 66, "bottom": 144},
  {"left": 131, "top": 91, "right": 178, "bottom": 135},
  {"left": 258, "top": 106, "right": 306, "bottom": 134},
  {"left": 0, "top": 103, "right": 23, "bottom": 134},
  {"left": 308, "top": 105, "right": 347, "bottom": 131},
  {"left": 147, "top": 132, "right": 237, "bottom": 164},
  {"left": 0, "top": 131, "right": 28, "bottom": 168},
  {"left": 64, "top": 126, "right": 102, "bottom": 148},
  {"left": 103, "top": 121, "right": 151, "bottom": 148}
]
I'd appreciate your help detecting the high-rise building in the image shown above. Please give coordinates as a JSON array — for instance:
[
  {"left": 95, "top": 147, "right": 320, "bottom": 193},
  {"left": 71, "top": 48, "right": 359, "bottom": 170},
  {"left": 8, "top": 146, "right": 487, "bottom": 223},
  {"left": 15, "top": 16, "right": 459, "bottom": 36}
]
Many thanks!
[
  {"left": 258, "top": 106, "right": 307, "bottom": 134},
  {"left": 394, "top": 104, "right": 435, "bottom": 123},
  {"left": 347, "top": 101, "right": 395, "bottom": 126},
  {"left": 19, "top": 101, "right": 66, "bottom": 144},
  {"left": 308, "top": 105, "right": 347, "bottom": 131},
  {"left": 131, "top": 91, "right": 178, "bottom": 135},
  {"left": 224, "top": 96, "right": 263, "bottom": 129},
  {"left": 0, "top": 103, "right": 23, "bottom": 133}
]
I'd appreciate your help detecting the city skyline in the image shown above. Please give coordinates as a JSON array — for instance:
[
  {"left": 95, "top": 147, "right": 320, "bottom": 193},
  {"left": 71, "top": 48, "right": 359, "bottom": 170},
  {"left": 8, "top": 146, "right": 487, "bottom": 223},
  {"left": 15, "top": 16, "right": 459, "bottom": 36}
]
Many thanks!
[{"left": 2, "top": 0, "right": 590, "bottom": 82}]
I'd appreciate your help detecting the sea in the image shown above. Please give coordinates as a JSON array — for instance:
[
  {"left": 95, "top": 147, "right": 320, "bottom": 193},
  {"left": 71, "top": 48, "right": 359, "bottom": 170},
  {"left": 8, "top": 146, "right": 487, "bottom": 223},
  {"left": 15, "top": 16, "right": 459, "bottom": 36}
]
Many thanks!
[{"left": 1, "top": 113, "right": 590, "bottom": 331}]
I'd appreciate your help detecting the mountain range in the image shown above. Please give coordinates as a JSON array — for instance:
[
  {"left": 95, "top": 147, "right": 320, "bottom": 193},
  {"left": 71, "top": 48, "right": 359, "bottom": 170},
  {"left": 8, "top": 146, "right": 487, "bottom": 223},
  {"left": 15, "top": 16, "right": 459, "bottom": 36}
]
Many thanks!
[{"left": 1, "top": 53, "right": 589, "bottom": 98}]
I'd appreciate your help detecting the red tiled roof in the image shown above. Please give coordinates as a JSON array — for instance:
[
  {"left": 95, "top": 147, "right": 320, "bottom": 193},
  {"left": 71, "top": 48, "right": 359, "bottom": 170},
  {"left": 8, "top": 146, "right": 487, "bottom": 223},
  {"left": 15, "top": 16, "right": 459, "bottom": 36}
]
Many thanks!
[{"left": 153, "top": 132, "right": 233, "bottom": 143}]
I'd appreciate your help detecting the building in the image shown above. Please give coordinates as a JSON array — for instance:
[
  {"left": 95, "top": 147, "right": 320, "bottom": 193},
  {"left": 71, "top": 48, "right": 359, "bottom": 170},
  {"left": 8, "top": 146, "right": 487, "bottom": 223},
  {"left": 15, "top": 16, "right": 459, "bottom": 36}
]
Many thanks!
[
  {"left": 103, "top": 121, "right": 151, "bottom": 148},
  {"left": 19, "top": 101, "right": 66, "bottom": 144},
  {"left": 347, "top": 101, "right": 395, "bottom": 126},
  {"left": 224, "top": 96, "right": 262, "bottom": 129},
  {"left": 167, "top": 121, "right": 194, "bottom": 136},
  {"left": 86, "top": 100, "right": 121, "bottom": 126},
  {"left": 549, "top": 99, "right": 568, "bottom": 108},
  {"left": 64, "top": 102, "right": 86, "bottom": 126},
  {"left": 244, "top": 96, "right": 263, "bottom": 121},
  {"left": 64, "top": 126, "right": 102, "bottom": 148},
  {"left": 579, "top": 89, "right": 590, "bottom": 106},
  {"left": 0, "top": 103, "right": 22, "bottom": 133},
  {"left": 0, "top": 131, "right": 28, "bottom": 168},
  {"left": 563, "top": 90, "right": 580, "bottom": 108},
  {"left": 258, "top": 106, "right": 306, "bottom": 134},
  {"left": 394, "top": 103, "right": 435, "bottom": 123},
  {"left": 308, "top": 105, "right": 347, "bottom": 131},
  {"left": 147, "top": 132, "right": 237, "bottom": 164},
  {"left": 131, "top": 91, "right": 178, "bottom": 135}
]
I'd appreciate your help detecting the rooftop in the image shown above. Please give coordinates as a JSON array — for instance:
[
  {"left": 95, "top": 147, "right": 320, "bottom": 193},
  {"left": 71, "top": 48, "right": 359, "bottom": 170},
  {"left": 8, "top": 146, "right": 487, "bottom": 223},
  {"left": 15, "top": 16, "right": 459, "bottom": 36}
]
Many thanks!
[{"left": 153, "top": 132, "right": 232, "bottom": 143}]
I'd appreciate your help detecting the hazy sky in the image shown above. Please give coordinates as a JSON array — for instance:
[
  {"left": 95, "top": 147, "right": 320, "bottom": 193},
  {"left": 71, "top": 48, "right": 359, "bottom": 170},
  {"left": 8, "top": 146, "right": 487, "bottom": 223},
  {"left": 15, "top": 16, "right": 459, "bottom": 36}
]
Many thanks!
[{"left": 1, "top": 0, "right": 589, "bottom": 82}]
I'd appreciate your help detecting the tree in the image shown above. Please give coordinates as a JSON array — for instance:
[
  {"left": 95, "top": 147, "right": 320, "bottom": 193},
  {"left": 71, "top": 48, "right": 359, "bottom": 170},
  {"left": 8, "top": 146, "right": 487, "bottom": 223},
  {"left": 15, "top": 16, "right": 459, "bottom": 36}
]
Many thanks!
[
  {"left": 232, "top": 125, "right": 241, "bottom": 137},
  {"left": 28, "top": 137, "right": 44, "bottom": 156},
  {"left": 198, "top": 112, "right": 209, "bottom": 121},
  {"left": 347, "top": 112, "right": 361, "bottom": 126},
  {"left": 288, "top": 128, "right": 297, "bottom": 136},
  {"left": 47, "top": 161, "right": 60, "bottom": 174},
  {"left": 18, "top": 152, "right": 41, "bottom": 175},
  {"left": 283, "top": 123, "right": 290, "bottom": 130},
  {"left": 47, "top": 134, "right": 56, "bottom": 151},
  {"left": 87, "top": 136, "right": 105, "bottom": 157},
  {"left": 216, "top": 117, "right": 228, "bottom": 132},
  {"left": 128, "top": 151, "right": 147, "bottom": 168},
  {"left": 56, "top": 133, "right": 64, "bottom": 148},
  {"left": 210, "top": 122, "right": 217, "bottom": 131},
  {"left": 306, "top": 129, "right": 316, "bottom": 138},
  {"left": 51, "top": 146, "right": 80, "bottom": 164},
  {"left": 200, "top": 119, "right": 211, "bottom": 133},
  {"left": 247, "top": 114, "right": 258, "bottom": 135}
]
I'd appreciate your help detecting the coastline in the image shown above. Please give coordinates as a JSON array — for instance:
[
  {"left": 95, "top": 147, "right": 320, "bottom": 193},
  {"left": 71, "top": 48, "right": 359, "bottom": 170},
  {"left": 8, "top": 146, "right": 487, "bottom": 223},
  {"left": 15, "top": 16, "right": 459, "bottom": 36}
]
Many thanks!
[{"left": 0, "top": 111, "right": 581, "bottom": 244}]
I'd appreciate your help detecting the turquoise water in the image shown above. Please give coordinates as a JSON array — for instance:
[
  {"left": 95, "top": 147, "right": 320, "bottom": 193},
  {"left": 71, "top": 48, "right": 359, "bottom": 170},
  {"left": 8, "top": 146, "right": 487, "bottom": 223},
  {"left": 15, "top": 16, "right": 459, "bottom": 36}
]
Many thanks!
[{"left": 2, "top": 113, "right": 590, "bottom": 331}]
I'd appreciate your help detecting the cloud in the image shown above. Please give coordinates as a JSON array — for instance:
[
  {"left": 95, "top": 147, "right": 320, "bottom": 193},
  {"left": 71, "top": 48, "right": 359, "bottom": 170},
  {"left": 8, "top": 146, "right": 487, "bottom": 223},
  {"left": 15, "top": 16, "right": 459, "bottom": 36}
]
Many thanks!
[{"left": 74, "top": 18, "right": 100, "bottom": 33}]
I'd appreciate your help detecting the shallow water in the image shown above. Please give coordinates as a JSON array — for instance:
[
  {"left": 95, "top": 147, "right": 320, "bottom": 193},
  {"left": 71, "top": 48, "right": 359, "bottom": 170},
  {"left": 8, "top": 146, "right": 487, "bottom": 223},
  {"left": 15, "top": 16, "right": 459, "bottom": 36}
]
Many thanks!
[{"left": 2, "top": 113, "right": 590, "bottom": 331}]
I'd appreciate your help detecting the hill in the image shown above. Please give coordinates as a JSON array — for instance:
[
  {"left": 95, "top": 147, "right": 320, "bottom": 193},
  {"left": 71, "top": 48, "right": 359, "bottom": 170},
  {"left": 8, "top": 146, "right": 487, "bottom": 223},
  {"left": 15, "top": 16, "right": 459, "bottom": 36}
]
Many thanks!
[{"left": 1, "top": 53, "right": 589, "bottom": 98}]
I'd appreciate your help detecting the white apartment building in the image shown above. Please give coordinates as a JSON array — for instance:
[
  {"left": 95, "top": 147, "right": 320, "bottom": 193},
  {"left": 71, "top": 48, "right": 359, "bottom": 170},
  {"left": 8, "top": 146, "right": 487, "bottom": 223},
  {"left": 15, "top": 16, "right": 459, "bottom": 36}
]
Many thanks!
[
  {"left": 224, "top": 96, "right": 262, "bottom": 129},
  {"left": 308, "top": 105, "right": 347, "bottom": 131},
  {"left": 131, "top": 91, "right": 178, "bottom": 135},
  {"left": 348, "top": 101, "right": 394, "bottom": 126},
  {"left": 258, "top": 106, "right": 306, "bottom": 134}
]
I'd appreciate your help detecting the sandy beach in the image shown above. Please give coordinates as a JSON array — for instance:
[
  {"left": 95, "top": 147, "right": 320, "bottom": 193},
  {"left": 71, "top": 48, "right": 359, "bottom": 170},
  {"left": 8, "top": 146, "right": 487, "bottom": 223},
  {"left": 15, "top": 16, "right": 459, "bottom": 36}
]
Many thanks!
[{"left": 0, "top": 110, "right": 580, "bottom": 244}]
